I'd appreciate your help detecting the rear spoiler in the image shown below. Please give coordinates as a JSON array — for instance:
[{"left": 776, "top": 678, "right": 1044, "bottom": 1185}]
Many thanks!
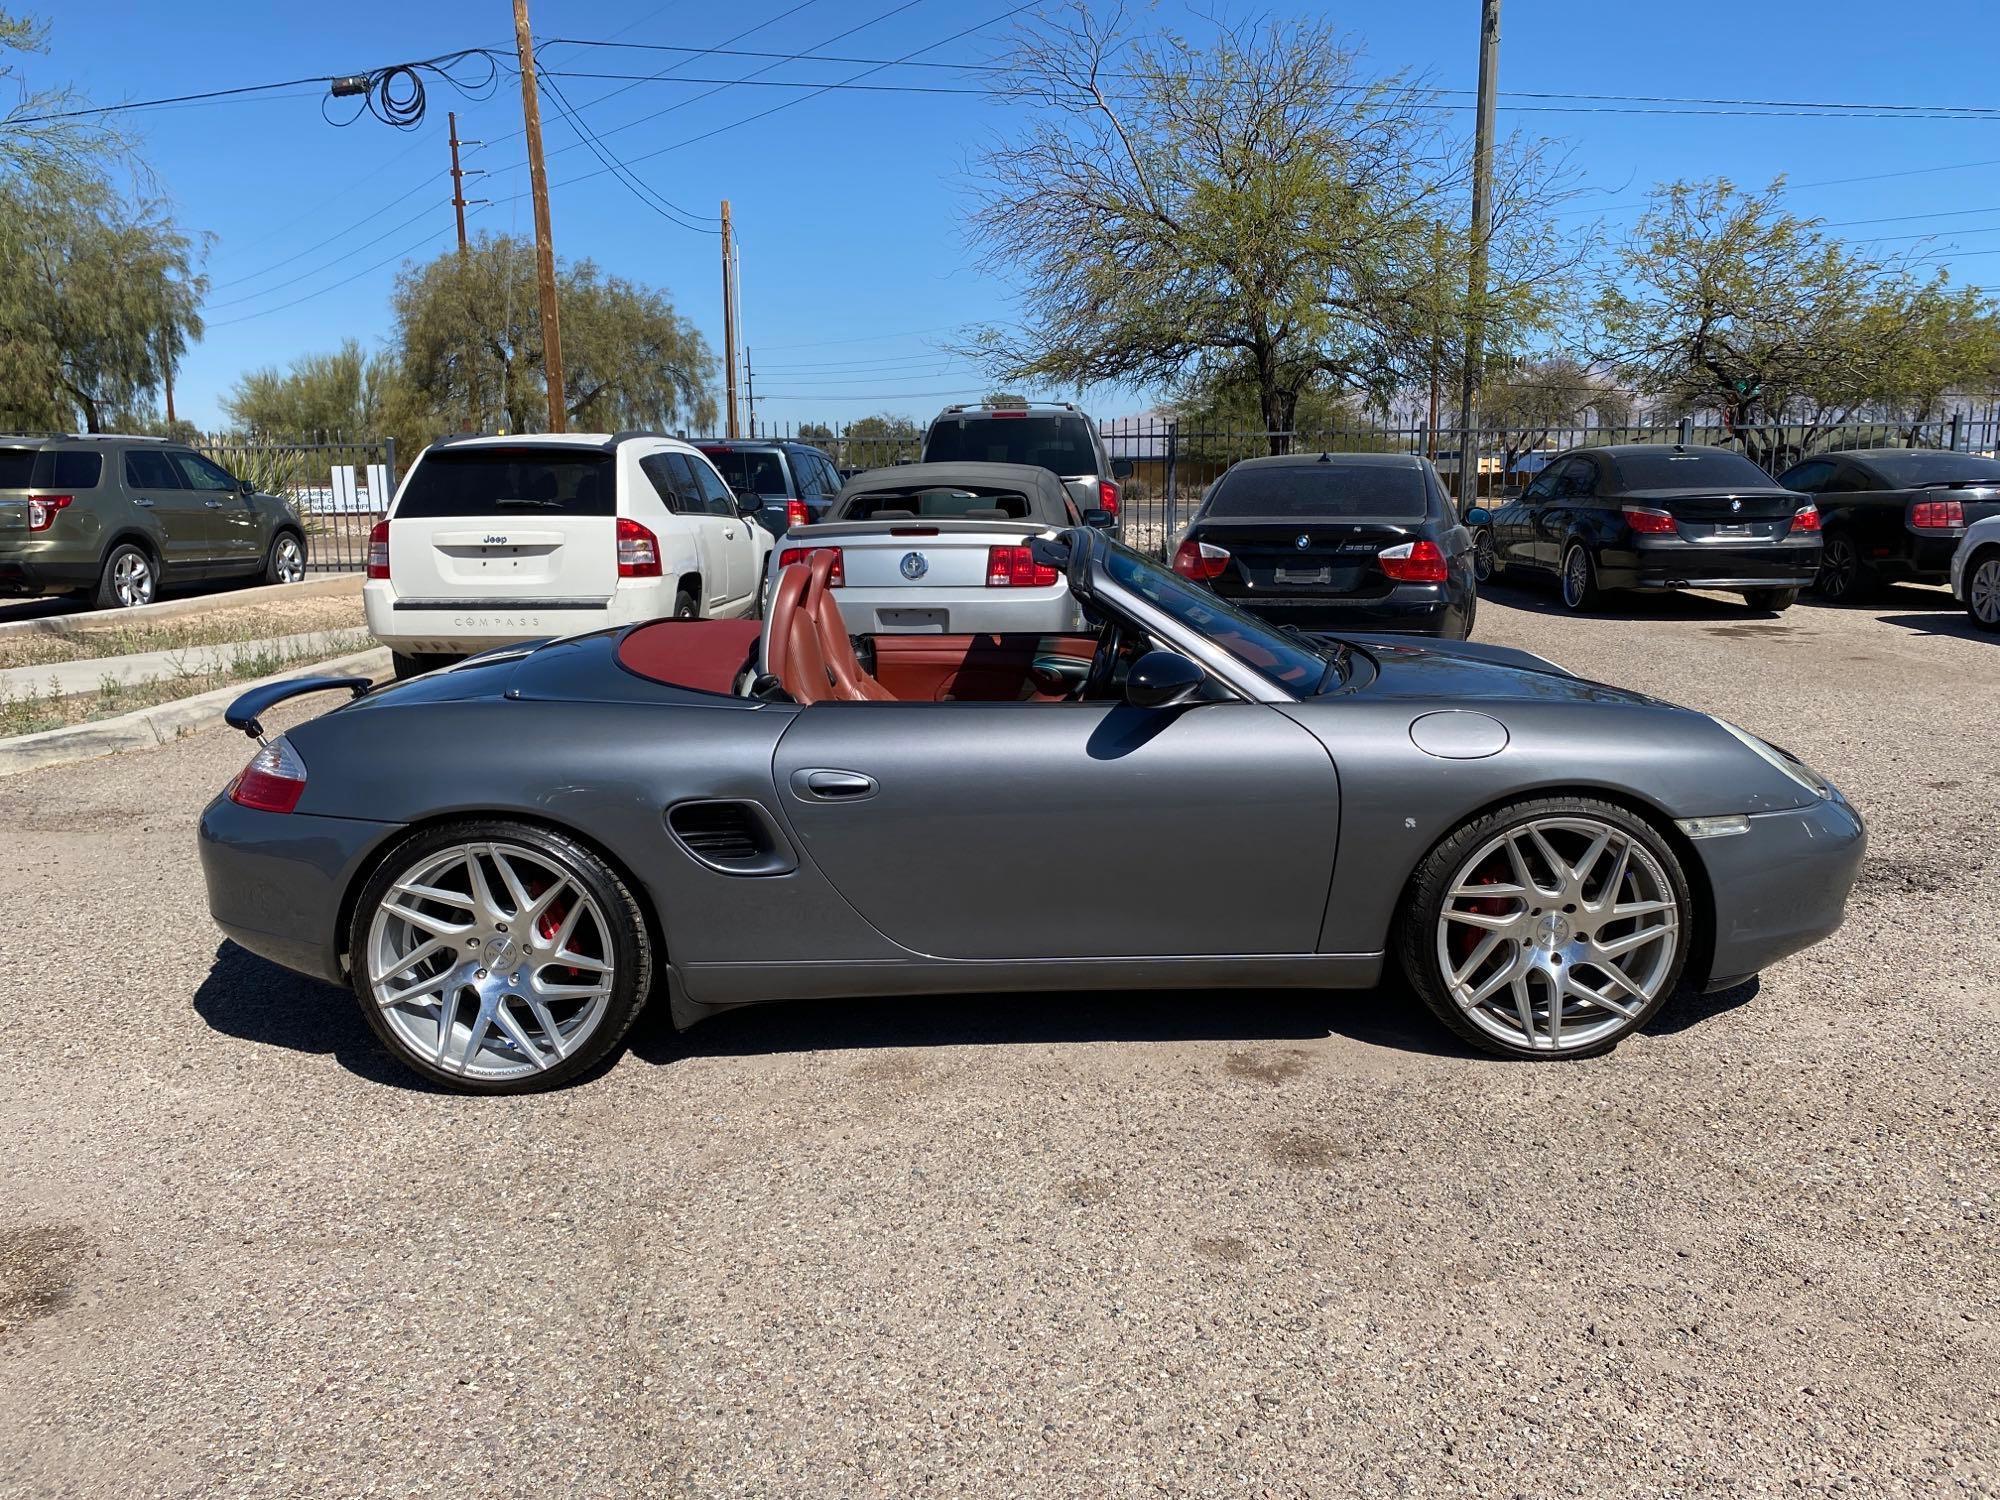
[{"left": 225, "top": 676, "right": 373, "bottom": 741}]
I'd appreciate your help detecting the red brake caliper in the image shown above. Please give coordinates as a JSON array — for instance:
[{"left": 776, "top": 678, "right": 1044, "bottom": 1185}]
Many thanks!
[{"left": 533, "top": 891, "right": 588, "bottom": 982}]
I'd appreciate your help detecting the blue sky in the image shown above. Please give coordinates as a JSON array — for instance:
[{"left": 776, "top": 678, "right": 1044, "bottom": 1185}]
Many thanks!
[{"left": 39, "top": 0, "right": 2000, "bottom": 432}]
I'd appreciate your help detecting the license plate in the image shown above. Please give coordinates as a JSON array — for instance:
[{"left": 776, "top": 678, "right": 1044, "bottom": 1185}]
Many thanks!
[
  {"left": 1274, "top": 566, "right": 1331, "bottom": 584},
  {"left": 1712, "top": 523, "right": 1755, "bottom": 536}
]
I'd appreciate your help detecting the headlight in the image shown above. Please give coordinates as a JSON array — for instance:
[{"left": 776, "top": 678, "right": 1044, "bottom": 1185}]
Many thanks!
[{"left": 1711, "top": 717, "right": 1835, "bottom": 800}]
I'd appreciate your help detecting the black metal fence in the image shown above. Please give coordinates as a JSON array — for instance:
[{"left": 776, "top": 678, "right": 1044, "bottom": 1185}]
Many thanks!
[{"left": 190, "top": 433, "right": 396, "bottom": 573}]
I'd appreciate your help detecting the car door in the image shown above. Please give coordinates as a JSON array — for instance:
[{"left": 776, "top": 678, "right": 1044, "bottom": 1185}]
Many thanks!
[
  {"left": 641, "top": 453, "right": 723, "bottom": 609},
  {"left": 168, "top": 449, "right": 260, "bottom": 568},
  {"left": 684, "top": 451, "right": 752, "bottom": 606},
  {"left": 1501, "top": 469, "right": 1556, "bottom": 571},
  {"left": 122, "top": 447, "right": 213, "bottom": 575},
  {"left": 1535, "top": 457, "right": 1597, "bottom": 569},
  {"left": 771, "top": 698, "right": 1340, "bottom": 960}
]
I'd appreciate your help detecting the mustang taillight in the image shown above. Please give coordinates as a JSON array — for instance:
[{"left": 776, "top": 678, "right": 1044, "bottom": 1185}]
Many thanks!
[
  {"left": 1378, "top": 538, "right": 1449, "bottom": 583},
  {"left": 227, "top": 736, "right": 308, "bottom": 814},
  {"left": 785, "top": 498, "right": 809, "bottom": 529},
  {"left": 1097, "top": 478, "right": 1120, "bottom": 517},
  {"left": 1173, "top": 538, "right": 1229, "bottom": 581},
  {"left": 26, "top": 493, "right": 72, "bottom": 532},
  {"left": 778, "top": 545, "right": 843, "bottom": 585},
  {"left": 366, "top": 519, "right": 390, "bottom": 579},
  {"left": 1791, "top": 502, "right": 1822, "bottom": 533},
  {"left": 1623, "top": 506, "right": 1678, "bottom": 535},
  {"left": 617, "top": 517, "right": 662, "bottom": 577},
  {"left": 1911, "top": 498, "right": 1965, "bottom": 530},
  {"left": 986, "top": 544, "right": 1059, "bottom": 587}
]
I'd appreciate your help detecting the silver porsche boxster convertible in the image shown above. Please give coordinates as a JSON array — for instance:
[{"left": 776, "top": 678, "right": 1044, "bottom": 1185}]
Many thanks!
[{"left": 200, "top": 528, "right": 1865, "bottom": 1092}]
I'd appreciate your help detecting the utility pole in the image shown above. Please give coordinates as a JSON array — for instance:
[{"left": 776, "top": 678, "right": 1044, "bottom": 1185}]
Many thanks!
[
  {"left": 512, "top": 0, "right": 567, "bottom": 433},
  {"left": 745, "top": 347, "right": 756, "bottom": 438},
  {"left": 1427, "top": 220, "right": 1445, "bottom": 459},
  {"left": 1455, "top": 0, "right": 1500, "bottom": 509},
  {"left": 721, "top": 199, "right": 740, "bottom": 438},
  {"left": 448, "top": 111, "right": 469, "bottom": 252}
]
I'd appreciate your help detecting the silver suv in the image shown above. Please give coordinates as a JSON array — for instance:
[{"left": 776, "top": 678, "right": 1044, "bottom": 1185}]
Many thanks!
[
  {"left": 919, "top": 400, "right": 1131, "bottom": 536},
  {"left": 0, "top": 434, "right": 307, "bottom": 609}
]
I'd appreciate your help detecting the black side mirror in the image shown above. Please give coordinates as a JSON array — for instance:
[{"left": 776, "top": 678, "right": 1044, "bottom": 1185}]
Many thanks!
[
  {"left": 1124, "top": 650, "right": 1204, "bottom": 709},
  {"left": 734, "top": 489, "right": 762, "bottom": 517},
  {"left": 240, "top": 477, "right": 255, "bottom": 495},
  {"left": 1110, "top": 457, "right": 1134, "bottom": 480},
  {"left": 1083, "top": 508, "right": 1115, "bottom": 529}
]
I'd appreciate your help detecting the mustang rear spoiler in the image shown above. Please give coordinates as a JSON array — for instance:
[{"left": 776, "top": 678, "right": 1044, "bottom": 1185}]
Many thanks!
[{"left": 225, "top": 676, "right": 373, "bottom": 741}]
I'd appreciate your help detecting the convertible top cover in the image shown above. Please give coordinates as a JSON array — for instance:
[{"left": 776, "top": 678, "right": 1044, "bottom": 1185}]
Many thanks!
[{"left": 833, "top": 462, "right": 1075, "bottom": 526}]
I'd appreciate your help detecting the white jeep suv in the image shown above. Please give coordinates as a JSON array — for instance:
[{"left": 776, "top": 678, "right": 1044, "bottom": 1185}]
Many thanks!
[{"left": 364, "top": 433, "right": 772, "bottom": 675}]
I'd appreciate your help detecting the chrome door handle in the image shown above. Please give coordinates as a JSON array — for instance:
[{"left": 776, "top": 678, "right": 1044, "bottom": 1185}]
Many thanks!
[
  {"left": 724, "top": 527, "right": 737, "bottom": 539},
  {"left": 790, "top": 768, "right": 877, "bottom": 802},
  {"left": 204, "top": 500, "right": 225, "bottom": 509},
  {"left": 135, "top": 497, "right": 154, "bottom": 507}
]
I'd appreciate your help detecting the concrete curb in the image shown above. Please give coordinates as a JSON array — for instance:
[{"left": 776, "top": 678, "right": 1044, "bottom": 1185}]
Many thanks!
[
  {"left": 0, "top": 626, "right": 374, "bottom": 697},
  {"left": 0, "top": 646, "right": 391, "bottom": 778},
  {"left": 0, "top": 572, "right": 361, "bottom": 639}
]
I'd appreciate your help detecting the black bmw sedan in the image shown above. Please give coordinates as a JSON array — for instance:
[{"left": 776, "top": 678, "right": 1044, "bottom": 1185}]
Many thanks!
[
  {"left": 1473, "top": 444, "right": 1821, "bottom": 613},
  {"left": 1171, "top": 452, "right": 1477, "bottom": 638}
]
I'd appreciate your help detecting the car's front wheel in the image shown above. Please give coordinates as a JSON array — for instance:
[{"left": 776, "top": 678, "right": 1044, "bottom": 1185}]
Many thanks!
[
  {"left": 1398, "top": 796, "right": 1692, "bottom": 1059},
  {"left": 265, "top": 531, "right": 306, "bottom": 585},
  {"left": 349, "top": 821, "right": 655, "bottom": 1093},
  {"left": 1814, "top": 533, "right": 1873, "bottom": 603},
  {"left": 1471, "top": 528, "right": 1497, "bottom": 583}
]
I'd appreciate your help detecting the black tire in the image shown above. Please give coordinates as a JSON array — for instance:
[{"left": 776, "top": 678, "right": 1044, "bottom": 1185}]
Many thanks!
[
  {"left": 390, "top": 651, "right": 456, "bottom": 680},
  {"left": 347, "top": 819, "right": 655, "bottom": 1094},
  {"left": 1966, "top": 548, "right": 2000, "bottom": 632},
  {"left": 1813, "top": 533, "right": 1874, "bottom": 604},
  {"left": 1396, "top": 795, "right": 1694, "bottom": 1060},
  {"left": 755, "top": 571, "right": 770, "bottom": 620},
  {"left": 673, "top": 587, "right": 698, "bottom": 620},
  {"left": 1471, "top": 528, "right": 1498, "bottom": 584},
  {"left": 94, "top": 541, "right": 158, "bottom": 610},
  {"left": 1745, "top": 587, "right": 1797, "bottom": 612},
  {"left": 1558, "top": 542, "right": 1600, "bottom": 612},
  {"left": 264, "top": 529, "right": 307, "bottom": 585}
]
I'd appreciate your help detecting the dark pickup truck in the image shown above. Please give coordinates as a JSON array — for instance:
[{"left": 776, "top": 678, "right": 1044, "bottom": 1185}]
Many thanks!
[{"left": 1778, "top": 448, "right": 2000, "bottom": 602}]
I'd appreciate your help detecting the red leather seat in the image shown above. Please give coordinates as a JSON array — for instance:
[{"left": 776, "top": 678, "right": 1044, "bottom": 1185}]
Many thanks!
[
  {"left": 765, "top": 556, "right": 896, "bottom": 704},
  {"left": 803, "top": 550, "right": 896, "bottom": 701}
]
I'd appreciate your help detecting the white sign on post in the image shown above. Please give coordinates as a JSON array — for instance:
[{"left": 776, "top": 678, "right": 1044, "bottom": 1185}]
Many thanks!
[
  {"left": 366, "top": 463, "right": 389, "bottom": 509},
  {"left": 329, "top": 465, "right": 358, "bottom": 513}
]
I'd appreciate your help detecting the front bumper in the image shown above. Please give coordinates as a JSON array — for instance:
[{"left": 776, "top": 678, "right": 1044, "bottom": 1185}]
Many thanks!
[
  {"left": 1691, "top": 792, "right": 1866, "bottom": 988},
  {"left": 198, "top": 795, "right": 402, "bottom": 984}
]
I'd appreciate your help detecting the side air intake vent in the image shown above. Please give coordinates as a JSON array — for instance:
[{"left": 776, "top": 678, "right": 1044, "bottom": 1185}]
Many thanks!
[{"left": 665, "top": 800, "right": 797, "bottom": 876}]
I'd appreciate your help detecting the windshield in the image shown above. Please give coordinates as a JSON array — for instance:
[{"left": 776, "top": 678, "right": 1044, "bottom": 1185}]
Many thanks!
[
  {"left": 924, "top": 414, "right": 1097, "bottom": 474},
  {"left": 1205, "top": 460, "right": 1428, "bottom": 519},
  {"left": 1861, "top": 450, "right": 2000, "bottom": 488},
  {"left": 1610, "top": 448, "right": 1774, "bottom": 491},
  {"left": 396, "top": 447, "right": 614, "bottom": 518},
  {"left": 702, "top": 447, "right": 789, "bottom": 496},
  {"left": 1097, "top": 538, "right": 1330, "bottom": 693}
]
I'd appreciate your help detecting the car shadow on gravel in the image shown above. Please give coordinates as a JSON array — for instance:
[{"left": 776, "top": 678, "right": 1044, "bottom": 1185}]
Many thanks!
[
  {"left": 1476, "top": 578, "right": 1775, "bottom": 622},
  {"left": 1876, "top": 609, "right": 1990, "bottom": 641}
]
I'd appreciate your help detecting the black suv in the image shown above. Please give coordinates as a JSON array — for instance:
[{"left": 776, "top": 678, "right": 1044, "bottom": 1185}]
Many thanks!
[
  {"left": 0, "top": 434, "right": 308, "bottom": 609},
  {"left": 697, "top": 439, "right": 843, "bottom": 537}
]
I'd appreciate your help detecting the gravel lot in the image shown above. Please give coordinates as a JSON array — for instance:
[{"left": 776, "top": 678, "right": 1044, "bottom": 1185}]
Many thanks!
[{"left": 1, "top": 581, "right": 1994, "bottom": 1498}]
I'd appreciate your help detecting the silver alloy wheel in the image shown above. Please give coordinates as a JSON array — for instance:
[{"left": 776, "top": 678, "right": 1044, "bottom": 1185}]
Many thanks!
[
  {"left": 274, "top": 534, "right": 305, "bottom": 583},
  {"left": 363, "top": 840, "right": 618, "bottom": 1081},
  {"left": 1971, "top": 556, "right": 2000, "bottom": 626},
  {"left": 1434, "top": 815, "right": 1681, "bottom": 1054},
  {"left": 113, "top": 550, "right": 155, "bottom": 607},
  {"left": 1473, "top": 530, "right": 1496, "bottom": 582},
  {"left": 1561, "top": 546, "right": 1590, "bottom": 608}
]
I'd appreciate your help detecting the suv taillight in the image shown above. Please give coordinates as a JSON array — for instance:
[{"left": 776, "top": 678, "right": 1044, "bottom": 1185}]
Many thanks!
[
  {"left": 1623, "top": 506, "right": 1678, "bottom": 535},
  {"left": 1097, "top": 479, "right": 1119, "bottom": 517},
  {"left": 1173, "top": 538, "right": 1230, "bottom": 581},
  {"left": 1791, "top": 503, "right": 1821, "bottom": 533},
  {"left": 1378, "top": 539, "right": 1449, "bottom": 583},
  {"left": 778, "top": 545, "right": 843, "bottom": 585},
  {"left": 26, "top": 493, "right": 72, "bottom": 532},
  {"left": 366, "top": 519, "right": 390, "bottom": 579},
  {"left": 227, "top": 736, "right": 308, "bottom": 814},
  {"left": 1911, "top": 498, "right": 1965, "bottom": 530},
  {"left": 617, "top": 517, "right": 663, "bottom": 577},
  {"left": 986, "top": 544, "right": 1058, "bottom": 587},
  {"left": 786, "top": 498, "right": 809, "bottom": 529}
]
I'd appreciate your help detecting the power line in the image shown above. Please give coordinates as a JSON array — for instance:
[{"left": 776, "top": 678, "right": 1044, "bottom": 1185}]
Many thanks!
[
  {"left": 1552, "top": 157, "right": 2000, "bottom": 220},
  {"left": 534, "top": 68, "right": 719, "bottom": 232},
  {"left": 205, "top": 198, "right": 448, "bottom": 308},
  {"left": 758, "top": 325, "right": 955, "bottom": 349},
  {"left": 205, "top": 218, "right": 462, "bottom": 328}
]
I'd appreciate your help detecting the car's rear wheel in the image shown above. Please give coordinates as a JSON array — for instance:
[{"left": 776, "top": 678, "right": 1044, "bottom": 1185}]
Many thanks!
[
  {"left": 265, "top": 531, "right": 306, "bottom": 585},
  {"left": 1966, "top": 551, "right": 2000, "bottom": 632},
  {"left": 1745, "top": 587, "right": 1797, "bottom": 612},
  {"left": 1559, "top": 543, "right": 1599, "bottom": 612},
  {"left": 673, "top": 587, "right": 698, "bottom": 620},
  {"left": 1399, "top": 797, "right": 1692, "bottom": 1059},
  {"left": 95, "top": 542, "right": 157, "bottom": 610},
  {"left": 350, "top": 821, "right": 654, "bottom": 1093},
  {"left": 1814, "top": 533, "right": 1873, "bottom": 603},
  {"left": 390, "top": 652, "right": 455, "bottom": 680}
]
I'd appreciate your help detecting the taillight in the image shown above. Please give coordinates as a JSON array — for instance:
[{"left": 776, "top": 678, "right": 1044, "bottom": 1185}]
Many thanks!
[
  {"left": 1623, "top": 506, "right": 1678, "bottom": 535},
  {"left": 1791, "top": 503, "right": 1821, "bottom": 533},
  {"left": 778, "top": 545, "right": 843, "bottom": 585},
  {"left": 25, "top": 493, "right": 72, "bottom": 532},
  {"left": 785, "top": 498, "right": 809, "bottom": 529},
  {"left": 227, "top": 736, "right": 308, "bottom": 814},
  {"left": 1097, "top": 478, "right": 1119, "bottom": 517},
  {"left": 617, "top": 517, "right": 662, "bottom": 577},
  {"left": 985, "top": 544, "right": 1059, "bottom": 587},
  {"left": 366, "top": 519, "right": 390, "bottom": 579},
  {"left": 1378, "top": 538, "right": 1449, "bottom": 583},
  {"left": 1173, "top": 538, "right": 1230, "bottom": 581},
  {"left": 1911, "top": 498, "right": 1965, "bottom": 530}
]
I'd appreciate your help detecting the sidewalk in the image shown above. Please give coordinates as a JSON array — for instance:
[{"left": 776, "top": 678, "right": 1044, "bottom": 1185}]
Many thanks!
[{"left": 0, "top": 626, "right": 372, "bottom": 698}]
